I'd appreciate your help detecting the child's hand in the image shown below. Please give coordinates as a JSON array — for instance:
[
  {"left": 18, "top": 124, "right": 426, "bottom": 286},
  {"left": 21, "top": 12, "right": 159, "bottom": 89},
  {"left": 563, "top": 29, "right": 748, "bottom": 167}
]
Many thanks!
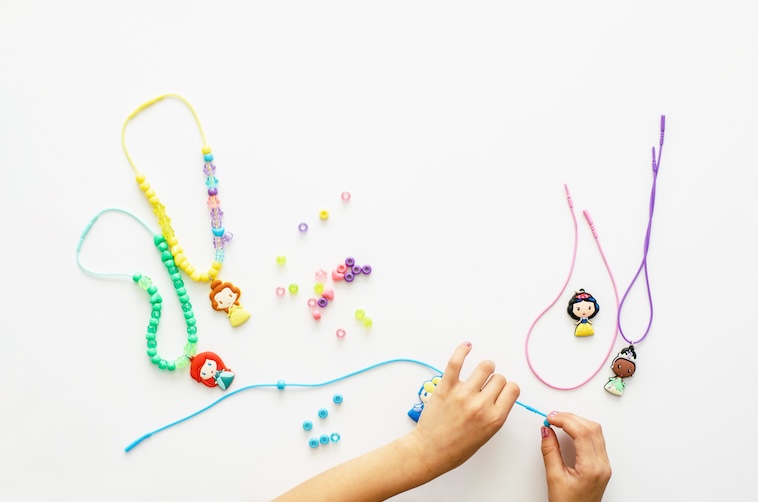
[
  {"left": 408, "top": 342, "right": 521, "bottom": 477},
  {"left": 541, "top": 412, "right": 612, "bottom": 502}
]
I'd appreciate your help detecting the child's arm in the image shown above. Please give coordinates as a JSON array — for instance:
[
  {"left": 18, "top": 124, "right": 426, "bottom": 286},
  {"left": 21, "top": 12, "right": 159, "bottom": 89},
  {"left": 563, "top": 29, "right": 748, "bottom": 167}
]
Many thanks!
[{"left": 273, "top": 342, "right": 520, "bottom": 502}]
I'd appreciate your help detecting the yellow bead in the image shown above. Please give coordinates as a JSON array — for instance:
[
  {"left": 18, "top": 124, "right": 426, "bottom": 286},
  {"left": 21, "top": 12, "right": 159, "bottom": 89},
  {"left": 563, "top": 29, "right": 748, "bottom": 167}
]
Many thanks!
[
  {"left": 201, "top": 146, "right": 212, "bottom": 154},
  {"left": 148, "top": 196, "right": 159, "bottom": 205},
  {"left": 179, "top": 261, "right": 189, "bottom": 271},
  {"left": 190, "top": 271, "right": 201, "bottom": 282},
  {"left": 139, "top": 182, "right": 150, "bottom": 191},
  {"left": 174, "top": 254, "right": 187, "bottom": 266},
  {"left": 145, "top": 189, "right": 155, "bottom": 198},
  {"left": 208, "top": 267, "right": 219, "bottom": 279},
  {"left": 211, "top": 261, "right": 222, "bottom": 270},
  {"left": 171, "top": 245, "right": 183, "bottom": 255},
  {"left": 200, "top": 273, "right": 210, "bottom": 282},
  {"left": 167, "top": 237, "right": 179, "bottom": 247},
  {"left": 363, "top": 317, "right": 373, "bottom": 327},
  {"left": 136, "top": 174, "right": 146, "bottom": 183},
  {"left": 319, "top": 210, "right": 329, "bottom": 220},
  {"left": 314, "top": 283, "right": 325, "bottom": 295},
  {"left": 355, "top": 309, "right": 365, "bottom": 320},
  {"left": 185, "top": 265, "right": 196, "bottom": 275}
]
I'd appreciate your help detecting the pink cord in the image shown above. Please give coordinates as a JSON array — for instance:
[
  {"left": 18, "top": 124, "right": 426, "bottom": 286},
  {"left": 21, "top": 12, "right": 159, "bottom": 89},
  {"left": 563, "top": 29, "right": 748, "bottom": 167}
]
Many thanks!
[{"left": 524, "top": 184, "right": 620, "bottom": 390}]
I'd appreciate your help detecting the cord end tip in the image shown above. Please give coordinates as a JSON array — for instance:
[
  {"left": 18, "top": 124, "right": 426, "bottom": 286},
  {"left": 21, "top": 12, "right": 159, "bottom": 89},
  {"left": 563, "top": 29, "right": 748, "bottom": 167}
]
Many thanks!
[{"left": 124, "top": 433, "right": 152, "bottom": 453}]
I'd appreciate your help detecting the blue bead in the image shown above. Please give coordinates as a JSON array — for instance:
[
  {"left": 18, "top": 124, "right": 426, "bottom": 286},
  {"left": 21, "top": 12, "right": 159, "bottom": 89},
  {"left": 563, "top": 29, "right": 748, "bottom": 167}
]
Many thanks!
[
  {"left": 308, "top": 438, "right": 319, "bottom": 448},
  {"left": 333, "top": 394, "right": 343, "bottom": 404},
  {"left": 330, "top": 432, "right": 341, "bottom": 442},
  {"left": 204, "top": 154, "right": 214, "bottom": 162},
  {"left": 212, "top": 227, "right": 225, "bottom": 237},
  {"left": 318, "top": 408, "right": 328, "bottom": 419},
  {"left": 319, "top": 435, "right": 329, "bottom": 445},
  {"left": 302, "top": 420, "right": 312, "bottom": 430},
  {"left": 277, "top": 380, "right": 285, "bottom": 390}
]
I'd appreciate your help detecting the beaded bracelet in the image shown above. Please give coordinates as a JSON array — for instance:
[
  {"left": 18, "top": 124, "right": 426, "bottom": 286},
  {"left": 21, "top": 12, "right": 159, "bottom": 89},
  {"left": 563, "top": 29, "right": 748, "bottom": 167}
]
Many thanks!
[
  {"left": 121, "top": 94, "right": 251, "bottom": 328},
  {"left": 77, "top": 208, "right": 235, "bottom": 390}
]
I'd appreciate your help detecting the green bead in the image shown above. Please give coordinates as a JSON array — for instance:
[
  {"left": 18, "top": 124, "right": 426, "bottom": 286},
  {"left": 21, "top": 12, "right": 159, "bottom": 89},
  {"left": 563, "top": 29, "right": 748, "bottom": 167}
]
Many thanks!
[
  {"left": 179, "top": 294, "right": 189, "bottom": 304},
  {"left": 157, "top": 242, "right": 169, "bottom": 252},
  {"left": 175, "top": 287, "right": 187, "bottom": 296},
  {"left": 151, "top": 310, "right": 161, "bottom": 319},
  {"left": 187, "top": 325, "right": 197, "bottom": 335},
  {"left": 152, "top": 302, "right": 162, "bottom": 311},
  {"left": 161, "top": 251, "right": 172, "bottom": 261},
  {"left": 151, "top": 354, "right": 162, "bottom": 364},
  {"left": 288, "top": 283, "right": 299, "bottom": 294},
  {"left": 145, "top": 332, "right": 156, "bottom": 340},
  {"left": 183, "top": 311, "right": 194, "bottom": 320},
  {"left": 182, "top": 302, "right": 193, "bottom": 312},
  {"left": 167, "top": 361, "right": 176, "bottom": 371},
  {"left": 168, "top": 267, "right": 179, "bottom": 274},
  {"left": 164, "top": 260, "right": 175, "bottom": 268},
  {"left": 175, "top": 356, "right": 189, "bottom": 369},
  {"left": 147, "top": 285, "right": 158, "bottom": 295},
  {"left": 146, "top": 340, "right": 157, "bottom": 348},
  {"left": 171, "top": 273, "right": 182, "bottom": 282},
  {"left": 186, "top": 317, "right": 196, "bottom": 327},
  {"left": 188, "top": 334, "right": 198, "bottom": 343},
  {"left": 132, "top": 273, "right": 142, "bottom": 282},
  {"left": 184, "top": 342, "right": 197, "bottom": 357},
  {"left": 149, "top": 319, "right": 159, "bottom": 328},
  {"left": 138, "top": 276, "right": 153, "bottom": 289},
  {"left": 147, "top": 348, "right": 157, "bottom": 357},
  {"left": 174, "top": 279, "right": 184, "bottom": 289},
  {"left": 150, "top": 293, "right": 162, "bottom": 304},
  {"left": 154, "top": 234, "right": 166, "bottom": 245},
  {"left": 276, "top": 255, "right": 286, "bottom": 265},
  {"left": 158, "top": 359, "right": 168, "bottom": 370}
]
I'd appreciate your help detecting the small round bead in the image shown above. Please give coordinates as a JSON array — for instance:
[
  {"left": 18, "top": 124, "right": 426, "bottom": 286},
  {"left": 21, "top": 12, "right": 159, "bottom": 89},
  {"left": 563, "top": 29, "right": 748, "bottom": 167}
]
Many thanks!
[
  {"left": 167, "top": 237, "right": 178, "bottom": 247},
  {"left": 351, "top": 265, "right": 362, "bottom": 274},
  {"left": 319, "top": 435, "right": 330, "bottom": 445},
  {"left": 335, "top": 328, "right": 346, "bottom": 338},
  {"left": 330, "top": 432, "right": 341, "bottom": 442},
  {"left": 211, "top": 261, "right": 223, "bottom": 270},
  {"left": 314, "top": 283, "right": 325, "bottom": 295},
  {"left": 148, "top": 196, "right": 159, "bottom": 205},
  {"left": 288, "top": 284, "right": 299, "bottom": 294},
  {"left": 344, "top": 272, "right": 355, "bottom": 282},
  {"left": 319, "top": 210, "right": 329, "bottom": 220},
  {"left": 331, "top": 270, "right": 344, "bottom": 281},
  {"left": 139, "top": 181, "right": 149, "bottom": 191},
  {"left": 147, "top": 285, "right": 158, "bottom": 295},
  {"left": 307, "top": 298, "right": 317, "bottom": 307},
  {"left": 188, "top": 334, "right": 198, "bottom": 343},
  {"left": 200, "top": 273, "right": 210, "bottom": 282},
  {"left": 182, "top": 302, "right": 193, "bottom": 312},
  {"left": 158, "top": 359, "right": 168, "bottom": 370},
  {"left": 187, "top": 326, "right": 197, "bottom": 335},
  {"left": 277, "top": 380, "right": 286, "bottom": 390},
  {"left": 167, "top": 361, "right": 176, "bottom": 371},
  {"left": 151, "top": 354, "right": 162, "bottom": 364},
  {"left": 345, "top": 257, "right": 355, "bottom": 267},
  {"left": 147, "top": 348, "right": 157, "bottom": 357},
  {"left": 333, "top": 394, "right": 343, "bottom": 404},
  {"left": 201, "top": 146, "right": 212, "bottom": 154},
  {"left": 190, "top": 271, "right": 202, "bottom": 282},
  {"left": 204, "top": 153, "right": 214, "bottom": 162},
  {"left": 318, "top": 408, "right": 328, "bottom": 418},
  {"left": 355, "top": 309, "right": 366, "bottom": 320},
  {"left": 312, "top": 309, "right": 322, "bottom": 320},
  {"left": 336, "top": 264, "right": 348, "bottom": 274},
  {"left": 363, "top": 317, "right": 373, "bottom": 327},
  {"left": 136, "top": 174, "right": 146, "bottom": 183},
  {"left": 276, "top": 255, "right": 287, "bottom": 265},
  {"left": 146, "top": 340, "right": 157, "bottom": 349},
  {"left": 298, "top": 222, "right": 308, "bottom": 232},
  {"left": 144, "top": 188, "right": 156, "bottom": 198},
  {"left": 208, "top": 187, "right": 218, "bottom": 196},
  {"left": 132, "top": 273, "right": 142, "bottom": 282},
  {"left": 303, "top": 420, "right": 313, "bottom": 430},
  {"left": 185, "top": 265, "right": 196, "bottom": 275},
  {"left": 309, "top": 438, "right": 319, "bottom": 448},
  {"left": 340, "top": 191, "right": 351, "bottom": 201},
  {"left": 276, "top": 287, "right": 286, "bottom": 296},
  {"left": 361, "top": 265, "right": 372, "bottom": 274},
  {"left": 317, "top": 297, "right": 328, "bottom": 308}
]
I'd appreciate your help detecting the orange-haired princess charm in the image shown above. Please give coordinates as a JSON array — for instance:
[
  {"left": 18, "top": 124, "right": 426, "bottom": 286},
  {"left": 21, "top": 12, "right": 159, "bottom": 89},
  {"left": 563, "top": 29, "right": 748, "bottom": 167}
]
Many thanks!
[{"left": 210, "top": 280, "right": 251, "bottom": 327}]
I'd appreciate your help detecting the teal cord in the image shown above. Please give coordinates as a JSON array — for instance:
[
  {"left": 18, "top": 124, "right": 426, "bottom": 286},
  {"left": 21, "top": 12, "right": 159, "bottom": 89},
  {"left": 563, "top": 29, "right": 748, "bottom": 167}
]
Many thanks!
[
  {"left": 125, "top": 358, "right": 548, "bottom": 452},
  {"left": 76, "top": 208, "right": 155, "bottom": 279}
]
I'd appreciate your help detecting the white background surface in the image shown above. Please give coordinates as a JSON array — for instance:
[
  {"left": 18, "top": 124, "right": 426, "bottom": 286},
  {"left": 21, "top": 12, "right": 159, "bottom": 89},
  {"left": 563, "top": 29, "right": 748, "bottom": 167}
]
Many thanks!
[{"left": 2, "top": 1, "right": 757, "bottom": 501}]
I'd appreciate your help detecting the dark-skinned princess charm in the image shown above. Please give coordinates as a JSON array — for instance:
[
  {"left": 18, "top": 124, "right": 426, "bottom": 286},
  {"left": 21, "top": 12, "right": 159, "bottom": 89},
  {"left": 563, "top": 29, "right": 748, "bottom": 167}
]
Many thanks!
[
  {"left": 567, "top": 289, "right": 599, "bottom": 337},
  {"left": 604, "top": 346, "right": 636, "bottom": 396}
]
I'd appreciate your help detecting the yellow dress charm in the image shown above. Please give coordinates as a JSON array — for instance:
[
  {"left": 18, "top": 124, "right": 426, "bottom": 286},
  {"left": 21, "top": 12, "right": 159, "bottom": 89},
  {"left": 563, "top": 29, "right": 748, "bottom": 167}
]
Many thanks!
[{"left": 210, "top": 280, "right": 251, "bottom": 327}]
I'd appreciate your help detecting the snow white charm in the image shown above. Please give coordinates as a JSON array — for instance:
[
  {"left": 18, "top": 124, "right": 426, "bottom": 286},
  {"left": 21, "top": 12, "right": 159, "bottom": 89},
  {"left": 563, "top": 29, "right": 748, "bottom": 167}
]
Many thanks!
[
  {"left": 604, "top": 346, "right": 636, "bottom": 396},
  {"left": 567, "top": 289, "right": 599, "bottom": 337}
]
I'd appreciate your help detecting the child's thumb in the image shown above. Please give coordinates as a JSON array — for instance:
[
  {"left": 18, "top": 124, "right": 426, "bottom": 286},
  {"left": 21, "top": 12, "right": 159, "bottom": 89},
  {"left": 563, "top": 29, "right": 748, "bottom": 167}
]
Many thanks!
[{"left": 540, "top": 426, "right": 564, "bottom": 477}]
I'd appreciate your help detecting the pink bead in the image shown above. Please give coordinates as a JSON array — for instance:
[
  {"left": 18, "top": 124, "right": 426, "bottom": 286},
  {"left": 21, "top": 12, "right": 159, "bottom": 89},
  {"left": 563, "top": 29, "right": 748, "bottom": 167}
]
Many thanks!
[
  {"left": 312, "top": 309, "right": 322, "bottom": 320},
  {"left": 341, "top": 191, "right": 351, "bottom": 201},
  {"left": 332, "top": 270, "right": 344, "bottom": 281},
  {"left": 207, "top": 196, "right": 221, "bottom": 208},
  {"left": 337, "top": 264, "right": 348, "bottom": 274},
  {"left": 275, "top": 287, "right": 286, "bottom": 296},
  {"left": 322, "top": 289, "right": 334, "bottom": 301},
  {"left": 307, "top": 298, "right": 317, "bottom": 307},
  {"left": 336, "top": 328, "right": 346, "bottom": 338},
  {"left": 315, "top": 269, "right": 328, "bottom": 283}
]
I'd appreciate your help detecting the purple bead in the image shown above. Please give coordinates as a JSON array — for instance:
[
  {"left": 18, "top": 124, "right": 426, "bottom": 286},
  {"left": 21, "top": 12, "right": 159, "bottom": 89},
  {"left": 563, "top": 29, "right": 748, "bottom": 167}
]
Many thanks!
[
  {"left": 299, "top": 222, "right": 308, "bottom": 232},
  {"left": 208, "top": 187, "right": 218, "bottom": 196},
  {"left": 344, "top": 272, "right": 355, "bottom": 282},
  {"left": 352, "top": 265, "right": 362, "bottom": 274},
  {"left": 317, "top": 297, "right": 328, "bottom": 307},
  {"left": 203, "top": 163, "right": 216, "bottom": 175},
  {"left": 345, "top": 257, "right": 355, "bottom": 267},
  {"left": 361, "top": 265, "right": 372, "bottom": 274},
  {"left": 222, "top": 232, "right": 233, "bottom": 243}
]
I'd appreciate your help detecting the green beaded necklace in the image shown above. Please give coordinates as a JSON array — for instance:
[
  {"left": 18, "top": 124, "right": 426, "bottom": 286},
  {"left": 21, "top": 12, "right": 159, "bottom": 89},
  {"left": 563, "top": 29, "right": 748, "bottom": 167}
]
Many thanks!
[{"left": 77, "top": 208, "right": 235, "bottom": 390}]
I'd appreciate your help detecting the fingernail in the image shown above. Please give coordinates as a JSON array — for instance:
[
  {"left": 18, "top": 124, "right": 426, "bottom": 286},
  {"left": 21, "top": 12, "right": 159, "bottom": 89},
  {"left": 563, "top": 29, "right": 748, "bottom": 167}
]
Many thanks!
[
  {"left": 464, "top": 341, "right": 471, "bottom": 347},
  {"left": 548, "top": 411, "right": 559, "bottom": 418},
  {"left": 541, "top": 426, "right": 549, "bottom": 438}
]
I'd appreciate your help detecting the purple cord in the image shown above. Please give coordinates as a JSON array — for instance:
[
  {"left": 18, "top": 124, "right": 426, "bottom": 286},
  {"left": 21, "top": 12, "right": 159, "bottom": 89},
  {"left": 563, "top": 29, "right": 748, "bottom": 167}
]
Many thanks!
[{"left": 617, "top": 115, "right": 665, "bottom": 345}]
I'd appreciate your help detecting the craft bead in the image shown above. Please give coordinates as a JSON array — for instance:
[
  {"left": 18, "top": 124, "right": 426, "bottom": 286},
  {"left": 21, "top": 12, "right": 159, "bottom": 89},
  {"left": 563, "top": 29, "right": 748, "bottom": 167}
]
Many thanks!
[
  {"left": 175, "top": 357, "right": 189, "bottom": 369},
  {"left": 148, "top": 196, "right": 159, "bottom": 205},
  {"left": 319, "top": 210, "right": 329, "bottom": 220},
  {"left": 186, "top": 318, "right": 196, "bottom": 327},
  {"left": 147, "top": 285, "right": 158, "bottom": 295},
  {"left": 277, "top": 380, "right": 286, "bottom": 390},
  {"left": 344, "top": 272, "right": 355, "bottom": 282},
  {"left": 167, "top": 237, "right": 178, "bottom": 247},
  {"left": 182, "top": 302, "right": 193, "bottom": 312},
  {"left": 276, "top": 287, "right": 286, "bottom": 296},
  {"left": 185, "top": 265, "right": 196, "bottom": 275},
  {"left": 362, "top": 317, "right": 373, "bottom": 327},
  {"left": 298, "top": 222, "right": 308, "bottom": 232},
  {"left": 151, "top": 354, "right": 162, "bottom": 364},
  {"left": 158, "top": 359, "right": 168, "bottom": 370},
  {"left": 145, "top": 188, "right": 156, "bottom": 198},
  {"left": 319, "top": 435, "right": 330, "bottom": 445},
  {"left": 315, "top": 269, "right": 327, "bottom": 282},
  {"left": 188, "top": 334, "right": 198, "bottom": 343},
  {"left": 289, "top": 284, "right": 299, "bottom": 294},
  {"left": 361, "top": 265, "right": 372, "bottom": 274},
  {"left": 170, "top": 245, "right": 183, "bottom": 255},
  {"left": 133, "top": 273, "right": 142, "bottom": 282},
  {"left": 345, "top": 257, "right": 355, "bottom": 267},
  {"left": 330, "top": 432, "right": 341, "bottom": 442},
  {"left": 190, "top": 271, "right": 201, "bottom": 282},
  {"left": 151, "top": 310, "right": 161, "bottom": 319},
  {"left": 174, "top": 279, "right": 184, "bottom": 289},
  {"left": 355, "top": 309, "right": 365, "bottom": 320},
  {"left": 322, "top": 289, "right": 334, "bottom": 300},
  {"left": 167, "top": 361, "right": 176, "bottom": 371},
  {"left": 341, "top": 191, "right": 351, "bottom": 201},
  {"left": 312, "top": 309, "right": 322, "bottom": 320},
  {"left": 317, "top": 297, "right": 328, "bottom": 308},
  {"left": 333, "top": 394, "right": 343, "bottom": 404},
  {"left": 309, "top": 438, "right": 319, "bottom": 448},
  {"left": 164, "top": 260, "right": 175, "bottom": 269},
  {"left": 318, "top": 408, "right": 328, "bottom": 418},
  {"left": 352, "top": 265, "right": 362, "bottom": 274},
  {"left": 149, "top": 319, "right": 159, "bottom": 327},
  {"left": 146, "top": 332, "right": 156, "bottom": 340},
  {"left": 147, "top": 325, "right": 157, "bottom": 334},
  {"left": 187, "top": 326, "right": 197, "bottom": 335},
  {"left": 150, "top": 293, "right": 162, "bottom": 304},
  {"left": 183, "top": 310, "right": 193, "bottom": 320},
  {"left": 136, "top": 174, "right": 146, "bottom": 183},
  {"left": 171, "top": 273, "right": 182, "bottom": 282},
  {"left": 332, "top": 270, "right": 344, "bottom": 281},
  {"left": 174, "top": 254, "right": 187, "bottom": 265},
  {"left": 202, "top": 146, "right": 212, "bottom": 154},
  {"left": 204, "top": 154, "right": 214, "bottom": 162},
  {"left": 157, "top": 242, "right": 168, "bottom": 252},
  {"left": 303, "top": 420, "right": 313, "bottom": 430},
  {"left": 200, "top": 273, "right": 210, "bottom": 282},
  {"left": 314, "top": 283, "right": 325, "bottom": 295},
  {"left": 139, "top": 182, "right": 150, "bottom": 191},
  {"left": 335, "top": 328, "right": 346, "bottom": 338},
  {"left": 276, "top": 255, "right": 287, "bottom": 265},
  {"left": 307, "top": 298, "right": 317, "bottom": 307},
  {"left": 337, "top": 264, "right": 347, "bottom": 274},
  {"left": 152, "top": 303, "right": 162, "bottom": 311},
  {"left": 211, "top": 261, "right": 222, "bottom": 270},
  {"left": 147, "top": 348, "right": 157, "bottom": 357},
  {"left": 179, "top": 294, "right": 189, "bottom": 304},
  {"left": 212, "top": 227, "right": 225, "bottom": 237},
  {"left": 207, "top": 267, "right": 219, "bottom": 279},
  {"left": 168, "top": 267, "right": 179, "bottom": 275}
]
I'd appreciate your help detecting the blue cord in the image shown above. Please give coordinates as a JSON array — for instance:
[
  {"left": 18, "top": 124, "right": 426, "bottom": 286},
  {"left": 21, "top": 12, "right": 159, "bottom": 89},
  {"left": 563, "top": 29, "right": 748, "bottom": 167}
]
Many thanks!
[{"left": 125, "top": 358, "right": 548, "bottom": 452}]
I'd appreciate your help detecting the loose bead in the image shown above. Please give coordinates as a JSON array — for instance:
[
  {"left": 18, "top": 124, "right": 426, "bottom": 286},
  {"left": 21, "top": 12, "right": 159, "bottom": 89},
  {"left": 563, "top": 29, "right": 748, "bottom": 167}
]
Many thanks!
[
  {"left": 322, "top": 289, "right": 334, "bottom": 301},
  {"left": 336, "top": 264, "right": 347, "bottom": 274},
  {"left": 317, "top": 297, "right": 328, "bottom": 308},
  {"left": 298, "top": 222, "right": 308, "bottom": 232},
  {"left": 330, "top": 432, "right": 341, "bottom": 442},
  {"left": 307, "top": 298, "right": 317, "bottom": 307},
  {"left": 332, "top": 270, "right": 344, "bottom": 281},
  {"left": 276, "top": 287, "right": 286, "bottom": 296},
  {"left": 319, "top": 210, "right": 329, "bottom": 220},
  {"left": 341, "top": 191, "right": 351, "bottom": 201},
  {"left": 355, "top": 309, "right": 365, "bottom": 320},
  {"left": 319, "top": 435, "right": 330, "bottom": 445},
  {"left": 318, "top": 408, "right": 328, "bottom": 418},
  {"left": 333, "top": 394, "right": 343, "bottom": 404},
  {"left": 312, "top": 309, "right": 322, "bottom": 320},
  {"left": 315, "top": 269, "right": 327, "bottom": 282},
  {"left": 303, "top": 420, "right": 313, "bottom": 430},
  {"left": 352, "top": 265, "right": 362, "bottom": 275},
  {"left": 309, "top": 438, "right": 319, "bottom": 448},
  {"left": 345, "top": 257, "right": 355, "bottom": 267},
  {"left": 276, "top": 255, "right": 287, "bottom": 265},
  {"left": 362, "top": 317, "right": 373, "bottom": 327},
  {"left": 336, "top": 329, "right": 346, "bottom": 338},
  {"left": 361, "top": 265, "right": 372, "bottom": 274},
  {"left": 288, "top": 284, "right": 299, "bottom": 294},
  {"left": 344, "top": 272, "right": 355, "bottom": 282},
  {"left": 314, "top": 283, "right": 325, "bottom": 295}
]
